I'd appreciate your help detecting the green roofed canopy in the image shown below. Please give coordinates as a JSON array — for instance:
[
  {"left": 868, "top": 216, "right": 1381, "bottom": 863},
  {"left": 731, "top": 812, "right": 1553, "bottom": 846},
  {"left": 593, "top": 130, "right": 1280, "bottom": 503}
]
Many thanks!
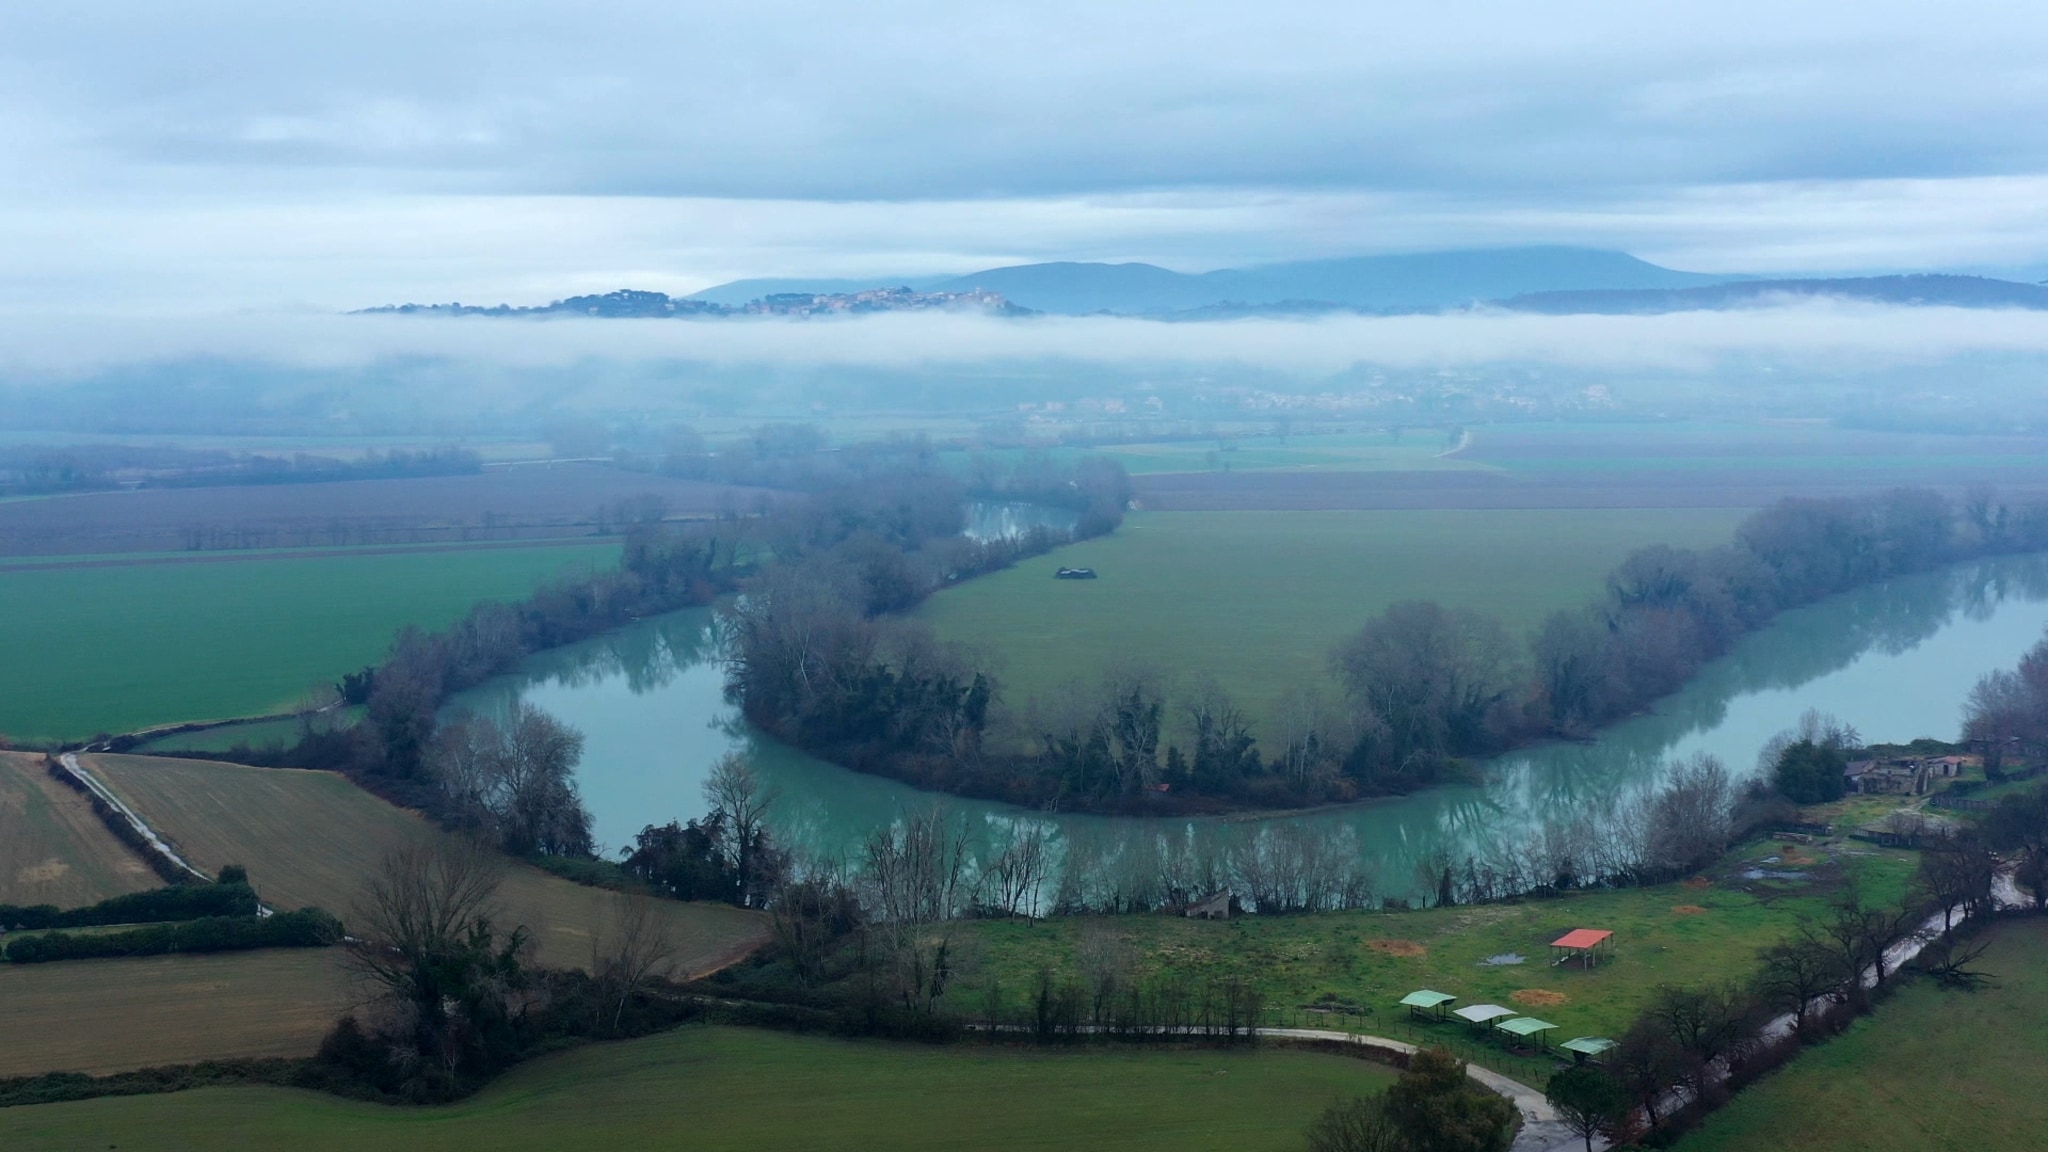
[
  {"left": 1454, "top": 1004, "right": 1517, "bottom": 1025},
  {"left": 1560, "top": 1037, "right": 1616, "bottom": 1056},
  {"left": 1496, "top": 1017, "right": 1557, "bottom": 1037},
  {"left": 1399, "top": 990, "right": 1457, "bottom": 1009}
]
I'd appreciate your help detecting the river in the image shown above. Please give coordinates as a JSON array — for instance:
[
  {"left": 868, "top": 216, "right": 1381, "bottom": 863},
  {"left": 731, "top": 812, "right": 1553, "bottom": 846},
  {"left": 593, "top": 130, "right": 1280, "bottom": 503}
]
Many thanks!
[{"left": 447, "top": 552, "right": 2048, "bottom": 896}]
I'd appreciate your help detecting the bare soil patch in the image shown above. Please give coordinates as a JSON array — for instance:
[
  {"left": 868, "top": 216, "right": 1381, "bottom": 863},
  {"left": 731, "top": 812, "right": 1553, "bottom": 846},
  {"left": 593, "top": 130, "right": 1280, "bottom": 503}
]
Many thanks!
[
  {"left": 1682, "top": 876, "right": 1713, "bottom": 889},
  {"left": 1366, "top": 939, "right": 1427, "bottom": 958},
  {"left": 1672, "top": 904, "right": 1709, "bottom": 916},
  {"left": 1511, "top": 989, "right": 1569, "bottom": 1007}
]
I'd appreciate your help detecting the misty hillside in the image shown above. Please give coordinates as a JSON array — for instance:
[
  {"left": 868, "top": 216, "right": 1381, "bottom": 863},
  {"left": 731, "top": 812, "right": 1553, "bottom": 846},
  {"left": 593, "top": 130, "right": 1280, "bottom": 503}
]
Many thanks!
[
  {"left": 1499, "top": 274, "right": 2048, "bottom": 314},
  {"left": 685, "top": 246, "right": 1730, "bottom": 315},
  {"left": 935, "top": 246, "right": 1729, "bottom": 314}
]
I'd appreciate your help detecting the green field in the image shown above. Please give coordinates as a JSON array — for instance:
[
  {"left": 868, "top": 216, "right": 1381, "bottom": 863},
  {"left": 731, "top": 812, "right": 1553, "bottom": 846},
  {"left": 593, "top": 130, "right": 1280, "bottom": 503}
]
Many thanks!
[
  {"left": 960, "top": 838, "right": 1912, "bottom": 1082},
  {"left": 87, "top": 754, "right": 767, "bottom": 972},
  {"left": 1676, "top": 917, "right": 2048, "bottom": 1152},
  {"left": 918, "top": 508, "right": 1748, "bottom": 738},
  {"left": 0, "top": 542, "right": 615, "bottom": 742},
  {"left": 0, "top": 1025, "right": 1396, "bottom": 1151}
]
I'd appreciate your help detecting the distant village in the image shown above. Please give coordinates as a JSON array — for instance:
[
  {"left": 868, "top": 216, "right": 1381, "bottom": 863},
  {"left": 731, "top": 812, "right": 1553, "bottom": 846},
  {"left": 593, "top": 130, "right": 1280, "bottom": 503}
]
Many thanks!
[{"left": 360, "top": 286, "right": 1030, "bottom": 319}]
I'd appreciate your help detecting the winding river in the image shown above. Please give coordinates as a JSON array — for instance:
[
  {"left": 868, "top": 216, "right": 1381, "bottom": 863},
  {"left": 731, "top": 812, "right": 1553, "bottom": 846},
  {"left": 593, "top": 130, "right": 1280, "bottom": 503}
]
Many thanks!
[{"left": 447, "top": 552, "right": 2048, "bottom": 897}]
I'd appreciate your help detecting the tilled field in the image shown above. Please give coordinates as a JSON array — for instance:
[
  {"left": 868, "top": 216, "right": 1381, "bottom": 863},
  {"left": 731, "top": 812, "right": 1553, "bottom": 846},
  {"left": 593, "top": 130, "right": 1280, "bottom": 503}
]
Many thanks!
[
  {"left": 1133, "top": 463, "right": 2048, "bottom": 511},
  {"left": 0, "top": 465, "right": 771, "bottom": 555}
]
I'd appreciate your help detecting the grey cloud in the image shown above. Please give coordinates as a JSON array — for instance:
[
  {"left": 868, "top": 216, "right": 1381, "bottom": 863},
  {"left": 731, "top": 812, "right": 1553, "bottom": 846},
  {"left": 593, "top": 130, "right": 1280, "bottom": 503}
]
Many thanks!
[{"left": 8, "top": 2, "right": 2048, "bottom": 201}]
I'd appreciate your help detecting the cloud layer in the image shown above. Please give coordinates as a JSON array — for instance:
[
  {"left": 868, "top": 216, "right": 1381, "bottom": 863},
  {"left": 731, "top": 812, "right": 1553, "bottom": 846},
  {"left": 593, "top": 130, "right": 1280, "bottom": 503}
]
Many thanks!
[
  {"left": 7, "top": 301, "right": 2048, "bottom": 381},
  {"left": 6, "top": 2, "right": 2048, "bottom": 310}
]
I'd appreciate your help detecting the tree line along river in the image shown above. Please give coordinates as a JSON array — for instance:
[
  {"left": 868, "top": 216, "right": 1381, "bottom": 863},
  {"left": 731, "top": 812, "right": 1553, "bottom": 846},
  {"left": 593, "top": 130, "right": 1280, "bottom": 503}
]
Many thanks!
[{"left": 446, "top": 551, "right": 2048, "bottom": 900}]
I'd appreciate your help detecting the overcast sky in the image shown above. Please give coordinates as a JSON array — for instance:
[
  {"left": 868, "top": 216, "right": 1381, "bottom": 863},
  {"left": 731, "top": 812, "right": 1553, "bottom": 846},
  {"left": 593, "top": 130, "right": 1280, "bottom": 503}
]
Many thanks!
[{"left": 7, "top": 1, "right": 2048, "bottom": 311}]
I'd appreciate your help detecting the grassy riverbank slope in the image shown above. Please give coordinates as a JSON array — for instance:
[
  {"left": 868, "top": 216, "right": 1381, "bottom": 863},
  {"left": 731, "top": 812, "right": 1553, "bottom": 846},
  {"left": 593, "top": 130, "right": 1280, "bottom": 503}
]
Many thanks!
[
  {"left": 957, "top": 838, "right": 1913, "bottom": 1083},
  {"left": 1674, "top": 916, "right": 2048, "bottom": 1152},
  {"left": 0, "top": 1025, "right": 1396, "bottom": 1151}
]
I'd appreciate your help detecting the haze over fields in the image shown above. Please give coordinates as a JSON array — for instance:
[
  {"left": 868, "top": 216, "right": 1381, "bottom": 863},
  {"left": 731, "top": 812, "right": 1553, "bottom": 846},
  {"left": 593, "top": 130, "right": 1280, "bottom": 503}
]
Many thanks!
[{"left": 10, "top": 7, "right": 2048, "bottom": 1152}]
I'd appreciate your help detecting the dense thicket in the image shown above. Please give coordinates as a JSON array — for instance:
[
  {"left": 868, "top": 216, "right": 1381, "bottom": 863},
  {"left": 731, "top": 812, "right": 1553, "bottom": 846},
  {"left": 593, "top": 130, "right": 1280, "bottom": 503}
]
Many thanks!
[{"left": 2, "top": 908, "right": 341, "bottom": 963}]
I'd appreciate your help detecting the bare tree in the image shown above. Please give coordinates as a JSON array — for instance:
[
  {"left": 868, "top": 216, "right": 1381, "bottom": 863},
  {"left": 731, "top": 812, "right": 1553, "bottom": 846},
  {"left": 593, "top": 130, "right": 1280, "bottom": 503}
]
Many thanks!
[
  {"left": 979, "top": 822, "right": 1050, "bottom": 919},
  {"left": 1752, "top": 931, "right": 1847, "bottom": 1036},
  {"left": 1645, "top": 753, "right": 1734, "bottom": 873},
  {"left": 428, "top": 704, "right": 592, "bottom": 857},
  {"left": 590, "top": 891, "right": 680, "bottom": 1034},
  {"left": 1333, "top": 601, "right": 1520, "bottom": 779},
  {"left": 346, "top": 839, "right": 529, "bottom": 1086},
  {"left": 703, "top": 752, "right": 780, "bottom": 905},
  {"left": 860, "top": 806, "right": 971, "bottom": 1014}
]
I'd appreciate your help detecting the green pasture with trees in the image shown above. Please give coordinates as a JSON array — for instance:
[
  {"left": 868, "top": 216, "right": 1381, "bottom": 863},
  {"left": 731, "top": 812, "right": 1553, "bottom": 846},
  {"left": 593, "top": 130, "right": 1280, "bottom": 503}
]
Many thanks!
[
  {"left": 0, "top": 542, "right": 613, "bottom": 742},
  {"left": 1674, "top": 917, "right": 2048, "bottom": 1152},
  {"left": 958, "top": 840, "right": 1914, "bottom": 1072},
  {"left": 916, "top": 508, "right": 1749, "bottom": 741},
  {"left": 0, "top": 1026, "right": 1398, "bottom": 1152}
]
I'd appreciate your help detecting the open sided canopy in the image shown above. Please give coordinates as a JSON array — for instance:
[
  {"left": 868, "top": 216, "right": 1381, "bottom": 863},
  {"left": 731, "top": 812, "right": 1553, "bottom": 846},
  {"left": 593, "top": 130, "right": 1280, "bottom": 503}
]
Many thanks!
[
  {"left": 1399, "top": 990, "right": 1457, "bottom": 1009},
  {"left": 1551, "top": 929, "right": 1613, "bottom": 950},
  {"left": 1560, "top": 1037, "right": 1616, "bottom": 1056},
  {"left": 1497, "top": 1017, "right": 1557, "bottom": 1037},
  {"left": 1454, "top": 1004, "right": 1516, "bottom": 1024}
]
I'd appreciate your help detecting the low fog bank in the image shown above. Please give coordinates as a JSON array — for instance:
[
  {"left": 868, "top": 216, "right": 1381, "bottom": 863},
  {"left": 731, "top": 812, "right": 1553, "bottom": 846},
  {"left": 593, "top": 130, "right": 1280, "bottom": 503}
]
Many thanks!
[{"left": 2, "top": 301, "right": 2047, "bottom": 438}]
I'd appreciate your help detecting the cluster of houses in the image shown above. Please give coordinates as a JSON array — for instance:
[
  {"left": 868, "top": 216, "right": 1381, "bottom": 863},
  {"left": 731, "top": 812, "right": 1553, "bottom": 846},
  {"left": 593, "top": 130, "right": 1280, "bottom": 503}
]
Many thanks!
[{"left": 1842, "top": 753, "right": 1974, "bottom": 796}]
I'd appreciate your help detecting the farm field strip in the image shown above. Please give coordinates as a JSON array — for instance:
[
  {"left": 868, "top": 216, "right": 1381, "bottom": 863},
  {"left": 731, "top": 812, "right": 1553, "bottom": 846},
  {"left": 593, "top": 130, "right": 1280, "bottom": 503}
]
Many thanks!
[
  {"left": 0, "top": 542, "right": 616, "bottom": 742},
  {"left": 0, "top": 464, "right": 766, "bottom": 557},
  {"left": 0, "top": 1025, "right": 1399, "bottom": 1151},
  {"left": 0, "top": 752, "right": 155, "bottom": 909},
  {"left": 918, "top": 507, "right": 1749, "bottom": 740},
  {"left": 84, "top": 754, "right": 768, "bottom": 973},
  {"left": 0, "top": 950, "right": 356, "bottom": 1078}
]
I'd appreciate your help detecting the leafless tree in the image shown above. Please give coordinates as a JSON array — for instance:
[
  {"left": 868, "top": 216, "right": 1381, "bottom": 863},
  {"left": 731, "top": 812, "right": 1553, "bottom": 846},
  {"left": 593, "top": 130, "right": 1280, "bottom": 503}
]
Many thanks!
[
  {"left": 428, "top": 704, "right": 592, "bottom": 857},
  {"left": 703, "top": 751, "right": 779, "bottom": 904},
  {"left": 590, "top": 891, "right": 681, "bottom": 1034},
  {"left": 1645, "top": 753, "right": 1734, "bottom": 872},
  {"left": 1752, "top": 931, "right": 1847, "bottom": 1036},
  {"left": 861, "top": 806, "right": 972, "bottom": 1013},
  {"left": 979, "top": 822, "right": 1051, "bottom": 919},
  {"left": 346, "top": 838, "right": 529, "bottom": 1083}
]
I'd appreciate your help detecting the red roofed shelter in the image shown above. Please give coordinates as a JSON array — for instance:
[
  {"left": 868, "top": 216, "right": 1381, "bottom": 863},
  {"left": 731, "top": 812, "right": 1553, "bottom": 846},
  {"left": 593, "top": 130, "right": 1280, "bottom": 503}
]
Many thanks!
[{"left": 1550, "top": 928, "right": 1613, "bottom": 968}]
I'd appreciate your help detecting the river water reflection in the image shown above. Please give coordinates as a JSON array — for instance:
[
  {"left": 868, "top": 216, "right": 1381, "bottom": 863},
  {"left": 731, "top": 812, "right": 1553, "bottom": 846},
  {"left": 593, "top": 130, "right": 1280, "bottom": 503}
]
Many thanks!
[{"left": 449, "top": 554, "right": 2048, "bottom": 896}]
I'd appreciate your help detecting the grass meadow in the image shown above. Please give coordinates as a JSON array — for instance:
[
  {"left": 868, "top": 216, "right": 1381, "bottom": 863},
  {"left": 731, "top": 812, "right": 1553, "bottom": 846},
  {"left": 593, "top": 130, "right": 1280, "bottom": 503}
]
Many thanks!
[
  {"left": 0, "top": 950, "right": 354, "bottom": 1078},
  {"left": 0, "top": 1025, "right": 1397, "bottom": 1151},
  {"left": 960, "top": 838, "right": 1913, "bottom": 1082},
  {"left": 0, "top": 541, "right": 614, "bottom": 742},
  {"left": 86, "top": 754, "right": 767, "bottom": 972},
  {"left": 0, "top": 752, "right": 156, "bottom": 908},
  {"left": 1675, "top": 916, "right": 2048, "bottom": 1152},
  {"left": 917, "top": 508, "right": 1748, "bottom": 739}
]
